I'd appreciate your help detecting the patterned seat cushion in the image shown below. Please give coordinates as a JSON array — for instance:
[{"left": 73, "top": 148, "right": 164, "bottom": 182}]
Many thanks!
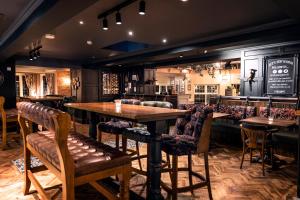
[
  {"left": 259, "top": 107, "right": 296, "bottom": 120},
  {"left": 123, "top": 127, "right": 151, "bottom": 143},
  {"left": 162, "top": 105, "right": 213, "bottom": 156},
  {"left": 98, "top": 120, "right": 132, "bottom": 135},
  {"left": 141, "top": 101, "right": 173, "bottom": 108},
  {"left": 120, "top": 99, "right": 141, "bottom": 105},
  {"left": 27, "top": 131, "right": 130, "bottom": 177}
]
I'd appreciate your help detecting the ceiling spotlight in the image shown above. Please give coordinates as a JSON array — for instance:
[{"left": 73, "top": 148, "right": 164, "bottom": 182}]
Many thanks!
[
  {"left": 128, "top": 30, "right": 134, "bottom": 36},
  {"left": 139, "top": 0, "right": 146, "bottom": 15},
  {"left": 162, "top": 38, "right": 167, "bottom": 44},
  {"left": 180, "top": 0, "right": 189, "bottom": 2},
  {"left": 116, "top": 11, "right": 122, "bottom": 25},
  {"left": 179, "top": 55, "right": 183, "bottom": 58},
  {"left": 29, "top": 53, "right": 33, "bottom": 61},
  {"left": 36, "top": 50, "right": 40, "bottom": 58},
  {"left": 45, "top": 34, "right": 55, "bottom": 39},
  {"left": 102, "top": 17, "right": 108, "bottom": 30},
  {"left": 79, "top": 20, "right": 84, "bottom": 25},
  {"left": 33, "top": 51, "right": 37, "bottom": 60},
  {"left": 204, "top": 50, "right": 208, "bottom": 54},
  {"left": 86, "top": 40, "right": 93, "bottom": 45}
]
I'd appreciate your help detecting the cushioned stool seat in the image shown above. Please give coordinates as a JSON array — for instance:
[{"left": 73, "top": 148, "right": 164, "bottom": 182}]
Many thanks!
[
  {"left": 98, "top": 119, "right": 132, "bottom": 135},
  {"left": 123, "top": 127, "right": 152, "bottom": 143},
  {"left": 161, "top": 134, "right": 197, "bottom": 156},
  {"left": 27, "top": 131, "right": 131, "bottom": 177}
]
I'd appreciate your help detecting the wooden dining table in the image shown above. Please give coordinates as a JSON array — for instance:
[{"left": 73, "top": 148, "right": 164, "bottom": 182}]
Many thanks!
[
  {"left": 64, "top": 102, "right": 189, "bottom": 200},
  {"left": 213, "top": 112, "right": 230, "bottom": 119},
  {"left": 240, "top": 116, "right": 296, "bottom": 127}
]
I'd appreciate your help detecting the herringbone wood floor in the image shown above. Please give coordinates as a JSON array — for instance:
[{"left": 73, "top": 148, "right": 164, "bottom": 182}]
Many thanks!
[{"left": 0, "top": 124, "right": 297, "bottom": 200}]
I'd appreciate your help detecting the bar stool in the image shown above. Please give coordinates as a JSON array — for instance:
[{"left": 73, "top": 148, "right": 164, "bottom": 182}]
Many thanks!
[
  {"left": 160, "top": 105, "right": 214, "bottom": 200},
  {"left": 0, "top": 96, "right": 19, "bottom": 149},
  {"left": 240, "top": 123, "right": 273, "bottom": 176},
  {"left": 97, "top": 99, "right": 141, "bottom": 154}
]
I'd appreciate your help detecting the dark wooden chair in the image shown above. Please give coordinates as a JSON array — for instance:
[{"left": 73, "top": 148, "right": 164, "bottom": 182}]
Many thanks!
[
  {"left": 160, "top": 105, "right": 214, "bottom": 200},
  {"left": 240, "top": 123, "right": 273, "bottom": 176},
  {"left": 0, "top": 96, "right": 19, "bottom": 149},
  {"left": 18, "top": 102, "right": 131, "bottom": 200}
]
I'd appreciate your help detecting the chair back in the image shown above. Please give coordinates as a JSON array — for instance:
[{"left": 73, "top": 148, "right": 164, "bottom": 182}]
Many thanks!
[
  {"left": 17, "top": 102, "right": 73, "bottom": 172},
  {"left": 196, "top": 108, "right": 213, "bottom": 153},
  {"left": 0, "top": 96, "right": 5, "bottom": 119},
  {"left": 141, "top": 101, "right": 173, "bottom": 108},
  {"left": 240, "top": 123, "right": 267, "bottom": 148}
]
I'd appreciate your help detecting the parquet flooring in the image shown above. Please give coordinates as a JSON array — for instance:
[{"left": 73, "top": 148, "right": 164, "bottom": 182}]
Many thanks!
[{"left": 0, "top": 124, "right": 297, "bottom": 200}]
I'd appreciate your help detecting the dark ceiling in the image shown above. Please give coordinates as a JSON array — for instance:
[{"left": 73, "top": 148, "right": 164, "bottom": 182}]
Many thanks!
[
  {"left": 16, "top": 0, "right": 290, "bottom": 61},
  {"left": 0, "top": 0, "right": 30, "bottom": 36},
  {"left": 1, "top": 0, "right": 300, "bottom": 66}
]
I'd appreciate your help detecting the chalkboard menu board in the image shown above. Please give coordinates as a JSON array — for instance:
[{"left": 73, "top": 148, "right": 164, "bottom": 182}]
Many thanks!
[{"left": 266, "top": 55, "right": 298, "bottom": 96}]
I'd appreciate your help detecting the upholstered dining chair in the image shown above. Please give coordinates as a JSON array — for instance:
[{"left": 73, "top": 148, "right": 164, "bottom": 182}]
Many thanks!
[
  {"left": 160, "top": 104, "right": 214, "bottom": 200},
  {"left": 0, "top": 96, "right": 19, "bottom": 149},
  {"left": 18, "top": 102, "right": 131, "bottom": 200},
  {"left": 240, "top": 123, "right": 273, "bottom": 176}
]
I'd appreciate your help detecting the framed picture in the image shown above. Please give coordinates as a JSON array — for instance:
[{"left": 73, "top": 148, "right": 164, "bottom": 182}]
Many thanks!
[{"left": 187, "top": 84, "right": 191, "bottom": 91}]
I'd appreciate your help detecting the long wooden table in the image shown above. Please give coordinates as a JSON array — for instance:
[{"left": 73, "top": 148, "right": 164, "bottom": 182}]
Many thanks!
[
  {"left": 213, "top": 112, "right": 230, "bottom": 119},
  {"left": 65, "top": 102, "right": 189, "bottom": 200}
]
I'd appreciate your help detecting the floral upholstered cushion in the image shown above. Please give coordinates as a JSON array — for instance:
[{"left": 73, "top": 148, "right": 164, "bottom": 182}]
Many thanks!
[
  {"left": 271, "top": 108, "right": 296, "bottom": 120},
  {"left": 246, "top": 106, "right": 256, "bottom": 118},
  {"left": 120, "top": 99, "right": 141, "bottom": 105},
  {"left": 218, "top": 104, "right": 246, "bottom": 120},
  {"left": 259, "top": 107, "right": 268, "bottom": 118},
  {"left": 98, "top": 120, "right": 133, "bottom": 135},
  {"left": 123, "top": 127, "right": 151, "bottom": 143},
  {"left": 162, "top": 105, "right": 213, "bottom": 156}
]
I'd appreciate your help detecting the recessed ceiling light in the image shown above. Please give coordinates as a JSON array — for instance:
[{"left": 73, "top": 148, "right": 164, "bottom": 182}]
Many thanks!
[
  {"left": 128, "top": 31, "right": 134, "bottom": 36},
  {"left": 179, "top": 55, "right": 183, "bottom": 58},
  {"left": 79, "top": 20, "right": 84, "bottom": 25},
  {"left": 118, "top": 64, "right": 122, "bottom": 67},
  {"left": 45, "top": 34, "right": 55, "bottom": 39},
  {"left": 180, "top": 0, "right": 189, "bottom": 2},
  {"left": 116, "top": 11, "right": 122, "bottom": 25},
  {"left": 204, "top": 50, "right": 208, "bottom": 54},
  {"left": 162, "top": 38, "right": 167, "bottom": 44},
  {"left": 86, "top": 40, "right": 93, "bottom": 45}
]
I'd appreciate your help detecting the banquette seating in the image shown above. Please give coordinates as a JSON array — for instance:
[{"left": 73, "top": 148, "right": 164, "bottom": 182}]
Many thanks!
[{"left": 17, "top": 102, "right": 131, "bottom": 200}]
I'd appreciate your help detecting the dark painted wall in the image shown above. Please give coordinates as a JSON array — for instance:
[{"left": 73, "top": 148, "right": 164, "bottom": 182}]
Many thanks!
[
  {"left": 0, "top": 58, "right": 16, "bottom": 108},
  {"left": 240, "top": 42, "right": 300, "bottom": 97}
]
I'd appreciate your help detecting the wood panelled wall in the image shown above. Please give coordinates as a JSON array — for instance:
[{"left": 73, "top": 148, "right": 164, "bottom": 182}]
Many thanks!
[
  {"left": 0, "top": 58, "right": 16, "bottom": 108},
  {"left": 240, "top": 42, "right": 300, "bottom": 96}
]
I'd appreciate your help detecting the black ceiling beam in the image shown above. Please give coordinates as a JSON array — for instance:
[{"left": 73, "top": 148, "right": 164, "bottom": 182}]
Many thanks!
[
  {"left": 97, "top": 0, "right": 138, "bottom": 19},
  {"left": 85, "top": 19, "right": 300, "bottom": 68}
]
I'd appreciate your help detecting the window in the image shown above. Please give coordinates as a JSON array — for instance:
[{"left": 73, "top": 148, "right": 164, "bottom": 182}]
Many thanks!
[
  {"left": 102, "top": 73, "right": 119, "bottom": 95},
  {"left": 22, "top": 75, "right": 29, "bottom": 97},
  {"left": 42, "top": 75, "right": 47, "bottom": 95},
  {"left": 194, "top": 84, "right": 219, "bottom": 104},
  {"left": 16, "top": 76, "right": 20, "bottom": 97}
]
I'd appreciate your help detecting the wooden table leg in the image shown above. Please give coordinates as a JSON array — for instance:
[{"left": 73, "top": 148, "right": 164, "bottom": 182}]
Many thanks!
[
  {"left": 147, "top": 120, "right": 164, "bottom": 200},
  {"left": 88, "top": 112, "right": 98, "bottom": 139}
]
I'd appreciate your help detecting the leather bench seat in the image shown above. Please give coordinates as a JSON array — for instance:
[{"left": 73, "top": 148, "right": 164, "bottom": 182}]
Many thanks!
[
  {"left": 272, "top": 129, "right": 298, "bottom": 145},
  {"left": 27, "top": 131, "right": 131, "bottom": 177}
]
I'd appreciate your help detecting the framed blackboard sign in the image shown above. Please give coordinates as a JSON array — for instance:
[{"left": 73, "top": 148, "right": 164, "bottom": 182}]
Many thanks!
[{"left": 265, "top": 55, "right": 298, "bottom": 96}]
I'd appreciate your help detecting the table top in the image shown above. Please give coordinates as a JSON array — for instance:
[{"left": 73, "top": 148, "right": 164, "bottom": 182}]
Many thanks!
[
  {"left": 240, "top": 116, "right": 296, "bottom": 127},
  {"left": 213, "top": 112, "right": 230, "bottom": 119},
  {"left": 20, "top": 96, "right": 64, "bottom": 102},
  {"left": 65, "top": 102, "right": 189, "bottom": 122}
]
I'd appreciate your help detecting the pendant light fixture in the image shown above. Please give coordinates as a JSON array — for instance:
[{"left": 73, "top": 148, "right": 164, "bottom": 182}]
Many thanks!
[
  {"left": 116, "top": 11, "right": 122, "bottom": 25},
  {"left": 102, "top": 17, "right": 108, "bottom": 30},
  {"left": 139, "top": 0, "right": 146, "bottom": 15}
]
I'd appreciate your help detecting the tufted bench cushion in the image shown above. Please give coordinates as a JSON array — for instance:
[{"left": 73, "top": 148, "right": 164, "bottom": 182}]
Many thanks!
[
  {"left": 141, "top": 101, "right": 173, "bottom": 108},
  {"left": 27, "top": 131, "right": 131, "bottom": 177}
]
